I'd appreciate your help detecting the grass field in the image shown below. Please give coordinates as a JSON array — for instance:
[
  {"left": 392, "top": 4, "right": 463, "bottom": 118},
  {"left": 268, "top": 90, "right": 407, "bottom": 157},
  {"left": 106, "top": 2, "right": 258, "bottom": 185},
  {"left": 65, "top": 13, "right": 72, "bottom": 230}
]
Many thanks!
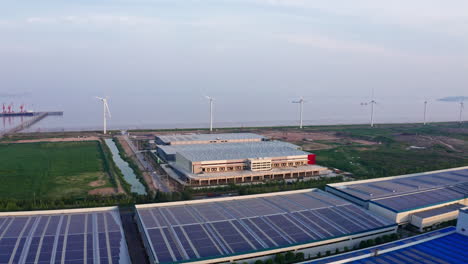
[
  {"left": 307, "top": 124, "right": 468, "bottom": 179},
  {"left": 0, "top": 141, "right": 114, "bottom": 200}
]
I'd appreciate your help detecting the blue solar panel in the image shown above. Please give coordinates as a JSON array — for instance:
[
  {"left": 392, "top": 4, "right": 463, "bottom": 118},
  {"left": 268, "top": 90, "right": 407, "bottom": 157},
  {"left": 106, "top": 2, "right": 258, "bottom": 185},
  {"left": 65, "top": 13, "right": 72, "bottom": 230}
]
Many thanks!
[
  {"left": 0, "top": 209, "right": 129, "bottom": 264},
  {"left": 137, "top": 190, "right": 394, "bottom": 263}
]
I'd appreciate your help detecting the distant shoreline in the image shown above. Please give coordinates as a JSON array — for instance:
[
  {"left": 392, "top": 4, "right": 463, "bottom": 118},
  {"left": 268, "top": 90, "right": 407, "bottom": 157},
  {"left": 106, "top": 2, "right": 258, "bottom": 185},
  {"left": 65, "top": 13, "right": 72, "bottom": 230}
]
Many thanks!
[{"left": 13, "top": 120, "right": 465, "bottom": 135}]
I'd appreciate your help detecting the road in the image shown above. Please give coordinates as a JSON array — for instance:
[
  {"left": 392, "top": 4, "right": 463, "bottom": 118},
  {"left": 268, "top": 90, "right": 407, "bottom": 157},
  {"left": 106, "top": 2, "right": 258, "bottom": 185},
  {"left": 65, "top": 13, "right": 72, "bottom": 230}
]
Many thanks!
[{"left": 122, "top": 134, "right": 171, "bottom": 193}]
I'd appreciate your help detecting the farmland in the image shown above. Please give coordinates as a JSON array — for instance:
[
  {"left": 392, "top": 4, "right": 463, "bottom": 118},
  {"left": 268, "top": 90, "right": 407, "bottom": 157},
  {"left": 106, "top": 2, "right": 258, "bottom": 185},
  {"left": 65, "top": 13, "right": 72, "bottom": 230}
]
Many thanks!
[{"left": 0, "top": 141, "right": 116, "bottom": 200}]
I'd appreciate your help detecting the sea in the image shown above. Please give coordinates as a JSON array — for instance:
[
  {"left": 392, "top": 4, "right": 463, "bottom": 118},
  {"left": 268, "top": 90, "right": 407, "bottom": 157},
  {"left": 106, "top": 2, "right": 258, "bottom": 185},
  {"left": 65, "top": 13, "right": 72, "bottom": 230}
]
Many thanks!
[{"left": 0, "top": 96, "right": 464, "bottom": 133}]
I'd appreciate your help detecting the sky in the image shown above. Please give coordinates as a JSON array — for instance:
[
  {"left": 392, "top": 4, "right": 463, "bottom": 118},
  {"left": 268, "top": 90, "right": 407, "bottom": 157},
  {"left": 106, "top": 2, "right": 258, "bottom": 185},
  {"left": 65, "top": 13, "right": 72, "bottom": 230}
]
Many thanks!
[{"left": 0, "top": 0, "right": 467, "bottom": 129}]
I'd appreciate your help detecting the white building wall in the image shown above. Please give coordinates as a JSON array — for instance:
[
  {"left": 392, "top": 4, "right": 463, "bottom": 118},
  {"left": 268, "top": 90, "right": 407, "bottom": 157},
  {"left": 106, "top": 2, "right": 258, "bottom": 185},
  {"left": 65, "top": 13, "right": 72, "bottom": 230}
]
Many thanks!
[{"left": 456, "top": 208, "right": 468, "bottom": 236}]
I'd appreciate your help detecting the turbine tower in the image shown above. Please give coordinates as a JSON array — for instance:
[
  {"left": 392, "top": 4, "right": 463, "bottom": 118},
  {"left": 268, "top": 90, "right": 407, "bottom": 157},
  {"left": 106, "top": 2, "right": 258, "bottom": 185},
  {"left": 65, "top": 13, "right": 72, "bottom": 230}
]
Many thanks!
[
  {"left": 361, "top": 90, "right": 377, "bottom": 127},
  {"left": 292, "top": 97, "right": 305, "bottom": 129},
  {"left": 459, "top": 101, "right": 465, "bottom": 124},
  {"left": 96, "top": 97, "right": 111, "bottom": 134},
  {"left": 423, "top": 100, "right": 428, "bottom": 125},
  {"left": 205, "top": 96, "right": 214, "bottom": 132}
]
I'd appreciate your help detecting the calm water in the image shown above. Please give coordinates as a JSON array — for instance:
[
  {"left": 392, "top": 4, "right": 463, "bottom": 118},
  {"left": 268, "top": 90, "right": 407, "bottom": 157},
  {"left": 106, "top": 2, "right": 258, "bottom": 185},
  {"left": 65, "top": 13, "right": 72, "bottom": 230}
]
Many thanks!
[
  {"left": 1, "top": 96, "right": 465, "bottom": 133},
  {"left": 104, "top": 138, "right": 147, "bottom": 195}
]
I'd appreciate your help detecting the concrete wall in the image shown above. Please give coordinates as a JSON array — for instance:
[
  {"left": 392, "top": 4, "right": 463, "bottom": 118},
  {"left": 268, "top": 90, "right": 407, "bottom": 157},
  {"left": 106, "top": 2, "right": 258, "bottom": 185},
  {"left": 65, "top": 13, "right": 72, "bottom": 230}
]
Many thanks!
[
  {"left": 411, "top": 210, "right": 460, "bottom": 231},
  {"left": 456, "top": 208, "right": 468, "bottom": 236},
  {"left": 175, "top": 152, "right": 193, "bottom": 173},
  {"left": 368, "top": 199, "right": 468, "bottom": 224}
]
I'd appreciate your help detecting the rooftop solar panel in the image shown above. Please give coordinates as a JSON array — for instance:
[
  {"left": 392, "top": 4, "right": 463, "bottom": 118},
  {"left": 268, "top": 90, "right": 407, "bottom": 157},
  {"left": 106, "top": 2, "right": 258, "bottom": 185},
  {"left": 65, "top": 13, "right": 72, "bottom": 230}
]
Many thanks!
[
  {"left": 136, "top": 190, "right": 395, "bottom": 263},
  {"left": 329, "top": 167, "right": 468, "bottom": 205},
  {"left": 0, "top": 207, "right": 130, "bottom": 264},
  {"left": 157, "top": 133, "right": 266, "bottom": 144},
  {"left": 371, "top": 187, "right": 465, "bottom": 212}
]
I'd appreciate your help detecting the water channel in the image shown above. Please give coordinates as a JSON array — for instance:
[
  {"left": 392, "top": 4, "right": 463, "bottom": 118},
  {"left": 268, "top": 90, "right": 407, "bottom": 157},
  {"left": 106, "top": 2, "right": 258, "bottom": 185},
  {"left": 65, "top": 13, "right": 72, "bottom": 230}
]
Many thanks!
[{"left": 104, "top": 138, "right": 147, "bottom": 195}]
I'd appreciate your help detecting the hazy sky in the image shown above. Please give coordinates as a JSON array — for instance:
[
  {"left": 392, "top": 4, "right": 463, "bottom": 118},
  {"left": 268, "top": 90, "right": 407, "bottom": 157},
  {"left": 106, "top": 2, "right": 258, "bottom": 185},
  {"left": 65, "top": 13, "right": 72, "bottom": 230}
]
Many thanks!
[{"left": 1, "top": 0, "right": 467, "bottom": 128}]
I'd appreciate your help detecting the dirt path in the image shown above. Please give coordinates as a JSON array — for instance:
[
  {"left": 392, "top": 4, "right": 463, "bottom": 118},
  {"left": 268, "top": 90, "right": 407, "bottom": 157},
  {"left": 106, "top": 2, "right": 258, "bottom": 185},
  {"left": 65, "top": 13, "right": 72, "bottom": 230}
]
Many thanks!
[
  {"left": 0, "top": 136, "right": 100, "bottom": 144},
  {"left": 116, "top": 136, "right": 157, "bottom": 194}
]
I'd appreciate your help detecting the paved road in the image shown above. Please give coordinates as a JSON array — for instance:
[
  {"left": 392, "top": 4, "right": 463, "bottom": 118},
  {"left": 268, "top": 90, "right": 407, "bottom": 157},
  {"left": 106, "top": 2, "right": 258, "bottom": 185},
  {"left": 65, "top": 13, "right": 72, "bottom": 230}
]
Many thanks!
[{"left": 122, "top": 134, "right": 171, "bottom": 193}]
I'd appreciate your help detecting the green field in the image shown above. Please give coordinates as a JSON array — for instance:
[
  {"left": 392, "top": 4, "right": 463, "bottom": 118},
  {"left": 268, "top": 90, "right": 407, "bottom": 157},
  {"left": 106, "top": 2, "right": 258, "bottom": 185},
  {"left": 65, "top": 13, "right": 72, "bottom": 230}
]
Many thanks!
[
  {"left": 0, "top": 141, "right": 114, "bottom": 200},
  {"left": 309, "top": 124, "right": 468, "bottom": 179}
]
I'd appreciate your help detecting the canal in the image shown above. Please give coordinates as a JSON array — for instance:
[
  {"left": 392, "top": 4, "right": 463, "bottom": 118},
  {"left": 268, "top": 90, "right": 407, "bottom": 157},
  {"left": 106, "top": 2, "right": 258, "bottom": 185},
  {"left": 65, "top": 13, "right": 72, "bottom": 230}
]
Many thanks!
[{"left": 104, "top": 138, "right": 147, "bottom": 195}]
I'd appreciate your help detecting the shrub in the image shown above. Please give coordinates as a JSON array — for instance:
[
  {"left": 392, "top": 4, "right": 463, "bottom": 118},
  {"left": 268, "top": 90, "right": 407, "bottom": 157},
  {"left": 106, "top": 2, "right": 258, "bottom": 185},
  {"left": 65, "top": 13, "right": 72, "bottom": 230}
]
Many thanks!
[
  {"left": 295, "top": 252, "right": 305, "bottom": 261},
  {"left": 274, "top": 253, "right": 285, "bottom": 264},
  {"left": 285, "top": 251, "right": 295, "bottom": 262}
]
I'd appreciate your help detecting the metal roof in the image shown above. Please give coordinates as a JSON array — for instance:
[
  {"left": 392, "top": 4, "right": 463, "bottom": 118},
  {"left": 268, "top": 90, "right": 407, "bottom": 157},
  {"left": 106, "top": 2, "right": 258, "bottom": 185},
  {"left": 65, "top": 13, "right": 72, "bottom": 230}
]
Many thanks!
[
  {"left": 173, "top": 141, "right": 309, "bottom": 162},
  {"left": 370, "top": 183, "right": 468, "bottom": 212},
  {"left": 307, "top": 226, "right": 456, "bottom": 264},
  {"left": 342, "top": 232, "right": 468, "bottom": 264},
  {"left": 156, "top": 133, "right": 265, "bottom": 144}
]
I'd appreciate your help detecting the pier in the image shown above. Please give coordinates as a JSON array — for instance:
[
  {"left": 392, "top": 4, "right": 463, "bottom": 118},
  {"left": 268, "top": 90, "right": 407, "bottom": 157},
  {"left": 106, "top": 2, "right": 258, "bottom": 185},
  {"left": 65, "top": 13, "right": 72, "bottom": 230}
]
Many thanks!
[{"left": 0, "top": 111, "right": 63, "bottom": 138}]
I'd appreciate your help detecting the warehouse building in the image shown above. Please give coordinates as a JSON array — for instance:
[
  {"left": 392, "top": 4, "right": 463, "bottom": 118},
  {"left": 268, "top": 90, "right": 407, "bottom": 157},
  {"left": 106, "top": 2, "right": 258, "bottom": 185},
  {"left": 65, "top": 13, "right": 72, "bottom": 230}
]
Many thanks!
[
  {"left": 326, "top": 167, "right": 468, "bottom": 230},
  {"left": 135, "top": 189, "right": 396, "bottom": 264},
  {"left": 164, "top": 141, "right": 328, "bottom": 185},
  {"left": 0, "top": 207, "right": 131, "bottom": 264},
  {"left": 155, "top": 133, "right": 265, "bottom": 146},
  {"left": 308, "top": 206, "right": 468, "bottom": 264}
]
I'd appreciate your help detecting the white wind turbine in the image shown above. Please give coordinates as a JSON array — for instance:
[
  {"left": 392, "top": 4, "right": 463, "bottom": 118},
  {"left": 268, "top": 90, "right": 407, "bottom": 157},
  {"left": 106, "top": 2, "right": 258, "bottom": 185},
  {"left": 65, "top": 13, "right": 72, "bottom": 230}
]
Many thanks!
[
  {"left": 459, "top": 101, "right": 465, "bottom": 124},
  {"left": 292, "top": 97, "right": 306, "bottom": 129},
  {"left": 205, "top": 96, "right": 214, "bottom": 132},
  {"left": 361, "top": 89, "right": 377, "bottom": 127},
  {"left": 96, "top": 97, "right": 111, "bottom": 134},
  {"left": 423, "top": 100, "right": 428, "bottom": 125}
]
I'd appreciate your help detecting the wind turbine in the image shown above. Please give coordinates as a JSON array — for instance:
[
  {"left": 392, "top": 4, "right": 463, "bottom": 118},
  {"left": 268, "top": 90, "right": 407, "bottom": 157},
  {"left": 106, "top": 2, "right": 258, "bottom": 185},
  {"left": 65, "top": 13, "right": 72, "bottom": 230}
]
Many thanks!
[
  {"left": 459, "top": 101, "right": 465, "bottom": 124},
  {"left": 361, "top": 90, "right": 377, "bottom": 127},
  {"left": 423, "top": 100, "right": 428, "bottom": 125},
  {"left": 96, "top": 97, "right": 111, "bottom": 134},
  {"left": 205, "top": 96, "right": 214, "bottom": 132},
  {"left": 292, "top": 97, "right": 306, "bottom": 129}
]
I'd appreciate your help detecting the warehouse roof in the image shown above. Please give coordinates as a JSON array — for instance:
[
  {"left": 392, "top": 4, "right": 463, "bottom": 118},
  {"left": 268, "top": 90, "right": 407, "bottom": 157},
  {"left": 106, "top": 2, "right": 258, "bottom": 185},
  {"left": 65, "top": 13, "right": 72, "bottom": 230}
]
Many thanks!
[
  {"left": 174, "top": 141, "right": 309, "bottom": 162},
  {"left": 337, "top": 232, "right": 468, "bottom": 264},
  {"left": 156, "top": 133, "right": 265, "bottom": 144},
  {"left": 412, "top": 203, "right": 465, "bottom": 219},
  {"left": 369, "top": 183, "right": 468, "bottom": 212},
  {"left": 0, "top": 207, "right": 130, "bottom": 264},
  {"left": 136, "top": 189, "right": 394, "bottom": 264},
  {"left": 328, "top": 167, "right": 468, "bottom": 201}
]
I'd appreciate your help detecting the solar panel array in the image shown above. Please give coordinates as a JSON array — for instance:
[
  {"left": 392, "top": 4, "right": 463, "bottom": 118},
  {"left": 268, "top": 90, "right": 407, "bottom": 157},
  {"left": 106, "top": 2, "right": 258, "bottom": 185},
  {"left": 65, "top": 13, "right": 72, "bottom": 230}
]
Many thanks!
[
  {"left": 0, "top": 209, "right": 130, "bottom": 264},
  {"left": 137, "top": 190, "right": 394, "bottom": 264},
  {"left": 346, "top": 232, "right": 468, "bottom": 264},
  {"left": 157, "top": 133, "right": 265, "bottom": 144},
  {"left": 371, "top": 182, "right": 468, "bottom": 212},
  {"left": 334, "top": 168, "right": 468, "bottom": 201}
]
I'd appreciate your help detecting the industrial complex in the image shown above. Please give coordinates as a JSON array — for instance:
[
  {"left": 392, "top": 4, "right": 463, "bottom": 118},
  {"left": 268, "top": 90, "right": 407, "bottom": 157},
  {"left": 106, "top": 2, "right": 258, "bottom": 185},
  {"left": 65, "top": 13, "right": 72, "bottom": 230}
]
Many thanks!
[
  {"left": 326, "top": 166, "right": 468, "bottom": 231},
  {"left": 154, "top": 133, "right": 330, "bottom": 186},
  {"left": 0, "top": 207, "right": 131, "bottom": 264},
  {"left": 135, "top": 189, "right": 396, "bottom": 264}
]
